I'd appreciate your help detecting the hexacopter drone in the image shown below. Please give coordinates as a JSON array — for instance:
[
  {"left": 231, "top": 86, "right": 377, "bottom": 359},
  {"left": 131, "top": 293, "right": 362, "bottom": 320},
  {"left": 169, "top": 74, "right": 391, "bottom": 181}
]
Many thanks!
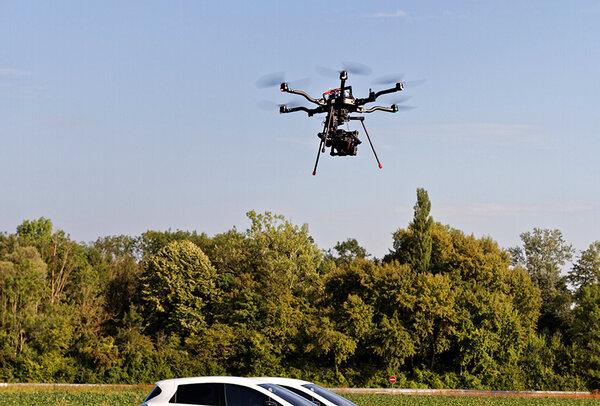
[{"left": 278, "top": 69, "right": 408, "bottom": 175}]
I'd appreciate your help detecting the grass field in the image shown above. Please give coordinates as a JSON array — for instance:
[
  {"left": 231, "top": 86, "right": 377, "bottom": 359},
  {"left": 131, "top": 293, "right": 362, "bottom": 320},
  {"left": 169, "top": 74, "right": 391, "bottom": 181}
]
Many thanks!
[
  {"left": 0, "top": 386, "right": 599, "bottom": 406},
  {"left": 0, "top": 385, "right": 149, "bottom": 406},
  {"left": 344, "top": 393, "right": 600, "bottom": 406}
]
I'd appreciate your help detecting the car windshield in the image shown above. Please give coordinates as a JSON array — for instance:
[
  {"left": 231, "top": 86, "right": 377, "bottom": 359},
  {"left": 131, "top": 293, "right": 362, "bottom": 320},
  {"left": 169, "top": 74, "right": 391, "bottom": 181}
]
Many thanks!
[
  {"left": 300, "top": 384, "right": 357, "bottom": 406},
  {"left": 259, "top": 384, "right": 317, "bottom": 406}
]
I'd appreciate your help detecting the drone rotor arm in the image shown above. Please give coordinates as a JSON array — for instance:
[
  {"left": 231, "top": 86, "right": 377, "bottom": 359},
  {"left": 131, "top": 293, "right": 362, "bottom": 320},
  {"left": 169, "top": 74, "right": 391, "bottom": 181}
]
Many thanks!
[
  {"left": 280, "top": 105, "right": 320, "bottom": 116},
  {"left": 372, "top": 81, "right": 404, "bottom": 101},
  {"left": 354, "top": 82, "right": 403, "bottom": 107},
  {"left": 281, "top": 84, "right": 324, "bottom": 106},
  {"left": 359, "top": 105, "right": 399, "bottom": 114}
]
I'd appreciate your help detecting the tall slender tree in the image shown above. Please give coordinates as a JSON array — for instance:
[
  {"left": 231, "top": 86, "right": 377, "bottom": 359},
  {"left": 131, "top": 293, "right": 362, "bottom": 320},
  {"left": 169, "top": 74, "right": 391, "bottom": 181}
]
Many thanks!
[{"left": 409, "top": 188, "right": 434, "bottom": 273}]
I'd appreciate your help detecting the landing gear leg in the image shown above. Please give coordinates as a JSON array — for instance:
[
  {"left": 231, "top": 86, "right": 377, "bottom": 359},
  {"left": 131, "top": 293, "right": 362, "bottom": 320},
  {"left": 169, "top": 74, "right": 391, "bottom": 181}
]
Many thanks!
[
  {"left": 312, "top": 108, "right": 333, "bottom": 176},
  {"left": 358, "top": 117, "right": 382, "bottom": 169}
]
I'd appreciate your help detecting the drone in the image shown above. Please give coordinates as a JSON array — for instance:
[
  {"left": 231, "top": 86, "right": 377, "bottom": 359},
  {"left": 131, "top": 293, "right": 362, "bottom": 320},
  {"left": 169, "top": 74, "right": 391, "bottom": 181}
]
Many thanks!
[{"left": 278, "top": 70, "right": 408, "bottom": 175}]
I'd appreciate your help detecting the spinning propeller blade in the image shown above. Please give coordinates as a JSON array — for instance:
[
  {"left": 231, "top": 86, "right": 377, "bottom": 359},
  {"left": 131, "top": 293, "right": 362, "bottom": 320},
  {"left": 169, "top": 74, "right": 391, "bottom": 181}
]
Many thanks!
[
  {"left": 256, "top": 72, "right": 311, "bottom": 89},
  {"left": 341, "top": 61, "right": 372, "bottom": 75},
  {"left": 390, "top": 96, "right": 415, "bottom": 111},
  {"left": 373, "top": 74, "right": 426, "bottom": 88},
  {"left": 372, "top": 74, "right": 405, "bottom": 85},
  {"left": 256, "top": 72, "right": 285, "bottom": 88},
  {"left": 315, "top": 66, "right": 339, "bottom": 78},
  {"left": 257, "top": 99, "right": 307, "bottom": 111},
  {"left": 316, "top": 62, "right": 372, "bottom": 77}
]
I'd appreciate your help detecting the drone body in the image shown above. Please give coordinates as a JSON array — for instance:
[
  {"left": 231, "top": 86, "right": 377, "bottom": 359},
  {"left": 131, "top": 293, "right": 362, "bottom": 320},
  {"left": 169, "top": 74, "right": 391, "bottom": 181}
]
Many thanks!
[{"left": 279, "top": 70, "right": 405, "bottom": 175}]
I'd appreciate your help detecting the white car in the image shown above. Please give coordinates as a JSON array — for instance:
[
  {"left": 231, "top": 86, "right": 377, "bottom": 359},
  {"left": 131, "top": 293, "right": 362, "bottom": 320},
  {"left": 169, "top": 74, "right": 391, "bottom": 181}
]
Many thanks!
[
  {"left": 139, "top": 376, "right": 319, "bottom": 406},
  {"left": 254, "top": 378, "right": 357, "bottom": 406}
]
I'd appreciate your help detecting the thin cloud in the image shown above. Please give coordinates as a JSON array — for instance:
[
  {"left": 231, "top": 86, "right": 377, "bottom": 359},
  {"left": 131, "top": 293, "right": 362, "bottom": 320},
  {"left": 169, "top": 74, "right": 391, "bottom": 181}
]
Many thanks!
[
  {"left": 276, "top": 135, "right": 315, "bottom": 151},
  {"left": 393, "top": 201, "right": 598, "bottom": 224},
  {"left": 30, "top": 115, "right": 100, "bottom": 131},
  {"left": 0, "top": 85, "right": 43, "bottom": 99},
  {"left": 436, "top": 201, "right": 598, "bottom": 219},
  {"left": 363, "top": 10, "right": 407, "bottom": 19},
  {"left": 0, "top": 68, "right": 32, "bottom": 76},
  {"left": 391, "top": 123, "right": 554, "bottom": 149},
  {"left": 581, "top": 5, "right": 600, "bottom": 14}
]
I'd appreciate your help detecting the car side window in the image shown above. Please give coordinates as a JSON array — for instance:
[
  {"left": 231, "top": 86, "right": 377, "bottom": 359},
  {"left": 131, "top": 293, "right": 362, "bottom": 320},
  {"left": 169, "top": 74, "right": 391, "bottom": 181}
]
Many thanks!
[
  {"left": 224, "top": 384, "right": 278, "bottom": 406},
  {"left": 170, "top": 383, "right": 224, "bottom": 405},
  {"left": 144, "top": 386, "right": 162, "bottom": 401},
  {"left": 280, "top": 386, "right": 320, "bottom": 405}
]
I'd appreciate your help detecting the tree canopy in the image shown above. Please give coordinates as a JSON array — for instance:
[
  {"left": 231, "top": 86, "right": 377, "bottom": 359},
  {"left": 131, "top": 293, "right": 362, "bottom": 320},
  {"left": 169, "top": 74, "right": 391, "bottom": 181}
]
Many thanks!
[{"left": 0, "top": 191, "right": 597, "bottom": 390}]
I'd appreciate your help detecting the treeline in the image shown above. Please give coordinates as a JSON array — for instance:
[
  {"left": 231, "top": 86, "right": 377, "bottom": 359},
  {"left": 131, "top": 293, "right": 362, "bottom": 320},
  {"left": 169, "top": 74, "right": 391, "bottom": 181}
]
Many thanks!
[{"left": 0, "top": 189, "right": 599, "bottom": 390}]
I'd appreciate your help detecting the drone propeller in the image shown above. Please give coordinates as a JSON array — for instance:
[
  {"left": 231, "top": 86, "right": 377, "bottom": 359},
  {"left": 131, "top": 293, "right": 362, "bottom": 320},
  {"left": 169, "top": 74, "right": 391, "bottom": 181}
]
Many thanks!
[
  {"left": 256, "top": 72, "right": 311, "bottom": 89},
  {"left": 257, "top": 99, "right": 307, "bottom": 111},
  {"left": 372, "top": 73, "right": 404, "bottom": 85},
  {"left": 389, "top": 96, "right": 415, "bottom": 111},
  {"left": 393, "top": 104, "right": 416, "bottom": 111},
  {"left": 342, "top": 61, "right": 372, "bottom": 75},
  {"left": 256, "top": 72, "right": 285, "bottom": 88},
  {"left": 316, "top": 62, "right": 372, "bottom": 78},
  {"left": 372, "top": 74, "right": 426, "bottom": 88}
]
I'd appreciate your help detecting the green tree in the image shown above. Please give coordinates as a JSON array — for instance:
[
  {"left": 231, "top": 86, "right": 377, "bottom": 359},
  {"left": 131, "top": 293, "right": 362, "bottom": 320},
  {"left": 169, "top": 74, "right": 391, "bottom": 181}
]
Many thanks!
[
  {"left": 219, "top": 211, "right": 323, "bottom": 376},
  {"left": 570, "top": 280, "right": 600, "bottom": 389},
  {"left": 139, "top": 230, "right": 210, "bottom": 260},
  {"left": 17, "top": 219, "right": 85, "bottom": 305},
  {"left": 410, "top": 188, "right": 434, "bottom": 273},
  {"left": 509, "top": 228, "right": 573, "bottom": 334},
  {"left": 327, "top": 238, "right": 370, "bottom": 267},
  {"left": 387, "top": 188, "right": 433, "bottom": 273},
  {"left": 16, "top": 217, "right": 53, "bottom": 254},
  {"left": 141, "top": 240, "right": 218, "bottom": 336},
  {"left": 244, "top": 211, "right": 322, "bottom": 295},
  {"left": 412, "top": 272, "right": 458, "bottom": 369},
  {"left": 569, "top": 241, "right": 600, "bottom": 293},
  {"left": 0, "top": 246, "right": 48, "bottom": 362},
  {"left": 313, "top": 316, "right": 357, "bottom": 379}
]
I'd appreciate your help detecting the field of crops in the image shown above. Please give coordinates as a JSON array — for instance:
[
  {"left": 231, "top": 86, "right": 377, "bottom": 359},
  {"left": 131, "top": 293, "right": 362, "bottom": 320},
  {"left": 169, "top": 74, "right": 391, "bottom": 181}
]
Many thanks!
[
  {"left": 0, "top": 385, "right": 149, "bottom": 406},
  {"left": 343, "top": 393, "right": 600, "bottom": 406},
  {"left": 0, "top": 387, "right": 599, "bottom": 406}
]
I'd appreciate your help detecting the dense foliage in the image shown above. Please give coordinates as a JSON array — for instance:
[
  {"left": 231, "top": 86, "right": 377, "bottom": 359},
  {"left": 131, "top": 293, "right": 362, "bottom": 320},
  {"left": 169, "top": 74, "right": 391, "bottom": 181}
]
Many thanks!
[{"left": 1, "top": 190, "right": 599, "bottom": 390}]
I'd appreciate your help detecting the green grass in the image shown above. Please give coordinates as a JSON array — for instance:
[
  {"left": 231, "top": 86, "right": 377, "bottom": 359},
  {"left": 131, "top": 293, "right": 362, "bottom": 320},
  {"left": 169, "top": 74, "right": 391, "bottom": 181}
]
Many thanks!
[
  {"left": 0, "top": 388, "right": 598, "bottom": 406},
  {"left": 344, "top": 393, "right": 600, "bottom": 406},
  {"left": 0, "top": 386, "right": 149, "bottom": 406}
]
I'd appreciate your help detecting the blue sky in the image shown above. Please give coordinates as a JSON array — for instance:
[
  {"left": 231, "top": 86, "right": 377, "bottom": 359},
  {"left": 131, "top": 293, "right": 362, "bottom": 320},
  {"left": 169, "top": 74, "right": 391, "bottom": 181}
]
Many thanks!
[{"left": 2, "top": 1, "right": 600, "bottom": 258}]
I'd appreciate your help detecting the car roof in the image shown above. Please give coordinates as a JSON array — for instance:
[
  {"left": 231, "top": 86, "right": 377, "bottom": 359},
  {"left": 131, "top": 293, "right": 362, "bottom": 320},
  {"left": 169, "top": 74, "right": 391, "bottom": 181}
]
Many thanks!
[
  {"left": 255, "top": 377, "right": 312, "bottom": 386},
  {"left": 154, "top": 376, "right": 272, "bottom": 398},
  {"left": 149, "top": 377, "right": 307, "bottom": 406},
  {"left": 157, "top": 376, "right": 266, "bottom": 386}
]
